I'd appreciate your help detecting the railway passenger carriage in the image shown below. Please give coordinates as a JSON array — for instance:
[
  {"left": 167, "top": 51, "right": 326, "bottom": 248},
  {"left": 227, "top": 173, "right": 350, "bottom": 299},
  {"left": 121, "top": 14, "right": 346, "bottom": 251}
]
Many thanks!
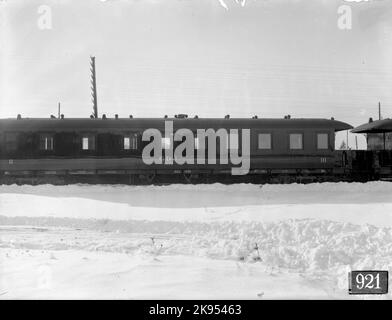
[{"left": 0, "top": 115, "right": 354, "bottom": 184}]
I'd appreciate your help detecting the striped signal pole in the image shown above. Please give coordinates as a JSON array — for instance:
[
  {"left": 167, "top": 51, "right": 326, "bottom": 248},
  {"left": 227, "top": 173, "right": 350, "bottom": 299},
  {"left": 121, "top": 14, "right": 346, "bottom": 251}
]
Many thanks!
[{"left": 90, "top": 56, "right": 98, "bottom": 118}]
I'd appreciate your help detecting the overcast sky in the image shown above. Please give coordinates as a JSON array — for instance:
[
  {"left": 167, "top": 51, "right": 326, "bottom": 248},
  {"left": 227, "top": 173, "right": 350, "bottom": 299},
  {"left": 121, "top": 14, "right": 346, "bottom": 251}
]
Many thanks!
[{"left": 1, "top": 0, "right": 392, "bottom": 147}]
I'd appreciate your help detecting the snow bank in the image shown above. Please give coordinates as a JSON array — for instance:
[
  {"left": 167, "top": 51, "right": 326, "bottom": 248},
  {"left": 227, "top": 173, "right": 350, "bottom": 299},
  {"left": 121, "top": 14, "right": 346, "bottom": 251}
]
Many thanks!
[
  {"left": 0, "top": 250, "right": 335, "bottom": 299},
  {"left": 2, "top": 181, "right": 392, "bottom": 208},
  {"left": 1, "top": 182, "right": 392, "bottom": 299},
  {"left": 1, "top": 218, "right": 392, "bottom": 273},
  {"left": 1, "top": 182, "right": 392, "bottom": 226}
]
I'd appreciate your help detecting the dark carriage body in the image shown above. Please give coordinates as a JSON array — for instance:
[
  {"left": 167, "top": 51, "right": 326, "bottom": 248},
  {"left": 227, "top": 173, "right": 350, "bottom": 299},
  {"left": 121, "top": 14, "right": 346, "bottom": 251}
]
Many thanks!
[{"left": 0, "top": 116, "right": 352, "bottom": 183}]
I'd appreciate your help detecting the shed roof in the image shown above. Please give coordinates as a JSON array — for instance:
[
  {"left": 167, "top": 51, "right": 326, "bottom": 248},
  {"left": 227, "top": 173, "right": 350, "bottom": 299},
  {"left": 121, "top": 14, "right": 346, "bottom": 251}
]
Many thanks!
[{"left": 351, "top": 118, "right": 392, "bottom": 133}]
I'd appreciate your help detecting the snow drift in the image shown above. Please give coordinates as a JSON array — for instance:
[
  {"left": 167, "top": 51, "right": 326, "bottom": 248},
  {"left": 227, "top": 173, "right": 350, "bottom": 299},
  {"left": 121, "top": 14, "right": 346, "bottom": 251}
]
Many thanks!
[{"left": 1, "top": 182, "right": 392, "bottom": 299}]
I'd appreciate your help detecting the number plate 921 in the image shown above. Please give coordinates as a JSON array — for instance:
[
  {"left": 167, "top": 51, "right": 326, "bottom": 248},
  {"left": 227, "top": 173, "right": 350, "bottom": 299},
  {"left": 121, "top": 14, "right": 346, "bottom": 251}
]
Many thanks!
[{"left": 349, "top": 271, "right": 388, "bottom": 295}]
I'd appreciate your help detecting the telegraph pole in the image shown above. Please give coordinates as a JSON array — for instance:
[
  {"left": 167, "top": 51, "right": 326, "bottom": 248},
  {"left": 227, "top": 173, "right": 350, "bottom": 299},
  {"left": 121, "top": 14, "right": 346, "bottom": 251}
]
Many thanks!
[
  {"left": 378, "top": 102, "right": 386, "bottom": 149},
  {"left": 346, "top": 130, "right": 349, "bottom": 150},
  {"left": 58, "top": 102, "right": 61, "bottom": 119},
  {"left": 90, "top": 56, "right": 98, "bottom": 118},
  {"left": 378, "top": 102, "right": 381, "bottom": 120}
]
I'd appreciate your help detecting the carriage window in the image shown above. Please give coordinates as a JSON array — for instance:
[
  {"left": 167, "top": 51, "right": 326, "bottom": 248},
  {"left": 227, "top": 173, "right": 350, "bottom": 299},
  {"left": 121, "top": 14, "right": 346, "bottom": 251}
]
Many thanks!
[
  {"left": 39, "top": 134, "right": 54, "bottom": 151},
  {"left": 124, "top": 134, "right": 138, "bottom": 150},
  {"left": 82, "top": 135, "right": 95, "bottom": 150},
  {"left": 124, "top": 137, "right": 131, "bottom": 150},
  {"left": 82, "top": 137, "right": 89, "bottom": 150},
  {"left": 289, "top": 133, "right": 303, "bottom": 150},
  {"left": 317, "top": 133, "right": 328, "bottom": 150},
  {"left": 124, "top": 137, "right": 130, "bottom": 150},
  {"left": 5, "top": 132, "right": 18, "bottom": 152},
  {"left": 229, "top": 133, "right": 239, "bottom": 150},
  {"left": 162, "top": 137, "right": 171, "bottom": 149},
  {"left": 258, "top": 133, "right": 271, "bottom": 149}
]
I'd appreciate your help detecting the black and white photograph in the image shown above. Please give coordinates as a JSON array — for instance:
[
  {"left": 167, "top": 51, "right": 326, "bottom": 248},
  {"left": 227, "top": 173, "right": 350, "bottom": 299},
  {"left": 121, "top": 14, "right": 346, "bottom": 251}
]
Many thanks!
[{"left": 0, "top": 0, "right": 392, "bottom": 304}]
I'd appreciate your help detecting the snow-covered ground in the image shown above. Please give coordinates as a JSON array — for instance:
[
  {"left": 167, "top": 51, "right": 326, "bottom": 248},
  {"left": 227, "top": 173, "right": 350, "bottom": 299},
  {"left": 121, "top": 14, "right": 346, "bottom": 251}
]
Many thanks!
[{"left": 1, "top": 182, "right": 392, "bottom": 299}]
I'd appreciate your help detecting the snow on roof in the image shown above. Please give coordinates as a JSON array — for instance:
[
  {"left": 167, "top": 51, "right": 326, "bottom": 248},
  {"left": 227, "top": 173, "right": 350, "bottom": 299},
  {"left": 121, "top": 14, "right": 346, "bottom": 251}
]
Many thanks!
[
  {"left": 0, "top": 117, "right": 353, "bottom": 132},
  {"left": 351, "top": 118, "right": 392, "bottom": 133}
]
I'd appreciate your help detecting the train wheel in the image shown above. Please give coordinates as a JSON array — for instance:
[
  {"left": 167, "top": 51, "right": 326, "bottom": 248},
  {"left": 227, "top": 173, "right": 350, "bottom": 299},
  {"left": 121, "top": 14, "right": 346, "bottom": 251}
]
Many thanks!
[
  {"left": 146, "top": 173, "right": 156, "bottom": 183},
  {"left": 138, "top": 173, "right": 156, "bottom": 184},
  {"left": 183, "top": 173, "right": 198, "bottom": 184},
  {"left": 128, "top": 175, "right": 138, "bottom": 185},
  {"left": 183, "top": 173, "right": 192, "bottom": 183}
]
